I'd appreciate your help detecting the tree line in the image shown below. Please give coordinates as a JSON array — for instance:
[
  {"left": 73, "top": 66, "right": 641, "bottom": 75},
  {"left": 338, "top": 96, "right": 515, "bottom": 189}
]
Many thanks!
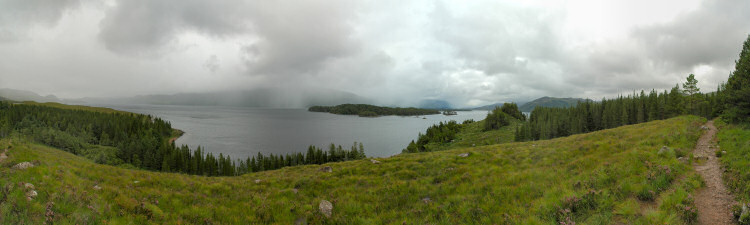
[
  {"left": 309, "top": 104, "right": 440, "bottom": 117},
  {"left": 513, "top": 34, "right": 750, "bottom": 140},
  {"left": 514, "top": 79, "right": 723, "bottom": 141},
  {"left": 0, "top": 103, "right": 365, "bottom": 176}
]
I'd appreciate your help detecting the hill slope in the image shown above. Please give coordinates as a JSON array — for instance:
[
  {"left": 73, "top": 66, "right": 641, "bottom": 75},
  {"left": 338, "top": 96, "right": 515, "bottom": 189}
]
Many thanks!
[
  {"left": 0, "top": 88, "right": 61, "bottom": 103},
  {"left": 519, "top": 96, "right": 589, "bottom": 112},
  {"left": 0, "top": 116, "right": 705, "bottom": 224}
]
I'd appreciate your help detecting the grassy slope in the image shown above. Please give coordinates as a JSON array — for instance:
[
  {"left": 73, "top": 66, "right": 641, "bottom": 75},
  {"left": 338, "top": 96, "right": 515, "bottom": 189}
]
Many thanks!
[
  {"left": 0, "top": 116, "right": 707, "bottom": 224},
  {"left": 424, "top": 119, "right": 520, "bottom": 151},
  {"left": 716, "top": 119, "right": 750, "bottom": 202}
]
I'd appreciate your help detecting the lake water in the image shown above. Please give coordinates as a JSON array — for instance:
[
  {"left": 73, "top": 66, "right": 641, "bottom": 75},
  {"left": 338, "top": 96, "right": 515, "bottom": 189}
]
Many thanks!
[{"left": 90, "top": 104, "right": 489, "bottom": 159}]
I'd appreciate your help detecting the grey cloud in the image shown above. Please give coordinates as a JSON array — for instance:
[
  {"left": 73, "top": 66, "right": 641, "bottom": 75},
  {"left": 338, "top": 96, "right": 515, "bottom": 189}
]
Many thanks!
[
  {"left": 98, "top": 0, "right": 248, "bottom": 55},
  {"left": 0, "top": 0, "right": 81, "bottom": 41},
  {"left": 429, "top": 1, "right": 563, "bottom": 76},
  {"left": 99, "top": 0, "right": 359, "bottom": 76},
  {"left": 566, "top": 0, "right": 750, "bottom": 97},
  {"left": 3, "top": 0, "right": 749, "bottom": 108},
  {"left": 239, "top": 0, "right": 359, "bottom": 76},
  {"left": 204, "top": 55, "right": 219, "bottom": 73},
  {"left": 633, "top": 0, "right": 750, "bottom": 71}
]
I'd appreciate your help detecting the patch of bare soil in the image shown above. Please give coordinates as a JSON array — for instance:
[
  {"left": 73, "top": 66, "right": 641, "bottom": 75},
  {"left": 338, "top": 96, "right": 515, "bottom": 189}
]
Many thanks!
[
  {"left": 694, "top": 120, "right": 736, "bottom": 225},
  {"left": 0, "top": 148, "right": 6, "bottom": 162}
]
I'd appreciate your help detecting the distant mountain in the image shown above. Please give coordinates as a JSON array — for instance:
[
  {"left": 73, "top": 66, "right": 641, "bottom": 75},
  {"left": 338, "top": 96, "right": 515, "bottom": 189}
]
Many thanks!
[
  {"left": 519, "top": 96, "right": 589, "bottom": 112},
  {"left": 418, "top": 99, "right": 453, "bottom": 109},
  {"left": 0, "top": 88, "right": 61, "bottom": 103},
  {"left": 78, "top": 88, "right": 372, "bottom": 108},
  {"left": 473, "top": 101, "right": 528, "bottom": 110}
]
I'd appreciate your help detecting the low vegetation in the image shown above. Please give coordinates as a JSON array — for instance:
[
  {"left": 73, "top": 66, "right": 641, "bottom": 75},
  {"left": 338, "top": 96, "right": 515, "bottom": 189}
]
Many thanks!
[
  {"left": 716, "top": 120, "right": 750, "bottom": 202},
  {"left": 0, "top": 116, "right": 706, "bottom": 224},
  {"left": 308, "top": 104, "right": 440, "bottom": 117}
]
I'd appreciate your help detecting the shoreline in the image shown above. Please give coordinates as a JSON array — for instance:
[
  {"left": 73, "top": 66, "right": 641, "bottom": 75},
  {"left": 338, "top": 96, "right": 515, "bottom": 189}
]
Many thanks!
[{"left": 168, "top": 129, "right": 184, "bottom": 144}]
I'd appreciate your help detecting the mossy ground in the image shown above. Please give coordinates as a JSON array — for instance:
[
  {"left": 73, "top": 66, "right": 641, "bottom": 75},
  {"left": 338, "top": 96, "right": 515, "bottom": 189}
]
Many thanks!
[{"left": 0, "top": 116, "right": 706, "bottom": 224}]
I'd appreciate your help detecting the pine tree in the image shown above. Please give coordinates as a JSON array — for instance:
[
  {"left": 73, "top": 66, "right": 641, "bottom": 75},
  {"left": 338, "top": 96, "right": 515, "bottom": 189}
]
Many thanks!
[
  {"left": 725, "top": 34, "right": 750, "bottom": 123},
  {"left": 682, "top": 74, "right": 700, "bottom": 114}
]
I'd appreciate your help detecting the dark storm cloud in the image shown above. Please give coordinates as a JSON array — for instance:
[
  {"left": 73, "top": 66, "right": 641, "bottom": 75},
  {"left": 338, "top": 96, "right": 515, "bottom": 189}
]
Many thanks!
[
  {"left": 239, "top": 1, "right": 359, "bottom": 76},
  {"left": 0, "top": 0, "right": 81, "bottom": 41},
  {"left": 99, "top": 0, "right": 359, "bottom": 76},
  {"left": 98, "top": 0, "right": 249, "bottom": 55}
]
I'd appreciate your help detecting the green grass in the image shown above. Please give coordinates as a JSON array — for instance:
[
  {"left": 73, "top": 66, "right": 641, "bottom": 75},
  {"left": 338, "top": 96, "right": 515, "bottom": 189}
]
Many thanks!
[
  {"left": 716, "top": 119, "right": 750, "bottom": 202},
  {"left": 0, "top": 116, "right": 706, "bottom": 224},
  {"left": 424, "top": 119, "right": 520, "bottom": 151}
]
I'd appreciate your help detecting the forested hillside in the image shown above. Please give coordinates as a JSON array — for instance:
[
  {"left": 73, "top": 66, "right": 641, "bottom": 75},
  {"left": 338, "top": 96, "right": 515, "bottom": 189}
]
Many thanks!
[
  {"left": 0, "top": 102, "right": 365, "bottom": 176},
  {"left": 309, "top": 104, "right": 440, "bottom": 117},
  {"left": 519, "top": 97, "right": 589, "bottom": 112},
  {"left": 516, "top": 82, "right": 722, "bottom": 141}
]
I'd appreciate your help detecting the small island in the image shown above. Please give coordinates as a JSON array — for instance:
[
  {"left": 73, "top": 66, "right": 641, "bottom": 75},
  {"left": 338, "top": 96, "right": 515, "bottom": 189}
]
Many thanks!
[
  {"left": 308, "top": 104, "right": 440, "bottom": 117},
  {"left": 442, "top": 110, "right": 457, "bottom": 115}
]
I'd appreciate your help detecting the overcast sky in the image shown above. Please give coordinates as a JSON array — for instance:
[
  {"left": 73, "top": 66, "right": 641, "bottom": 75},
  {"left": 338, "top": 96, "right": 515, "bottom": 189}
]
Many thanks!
[{"left": 1, "top": 0, "right": 748, "bottom": 107}]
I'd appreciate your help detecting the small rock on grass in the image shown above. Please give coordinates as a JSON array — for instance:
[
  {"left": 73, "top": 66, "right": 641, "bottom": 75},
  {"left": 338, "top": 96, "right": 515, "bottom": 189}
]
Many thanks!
[
  {"left": 12, "top": 162, "right": 34, "bottom": 170},
  {"left": 319, "top": 200, "right": 333, "bottom": 218},
  {"left": 740, "top": 204, "right": 750, "bottom": 224},
  {"left": 458, "top": 153, "right": 470, "bottom": 157},
  {"left": 23, "top": 183, "right": 34, "bottom": 189},
  {"left": 320, "top": 166, "right": 332, "bottom": 173},
  {"left": 26, "top": 190, "right": 37, "bottom": 200},
  {"left": 254, "top": 179, "right": 262, "bottom": 184},
  {"left": 370, "top": 159, "right": 381, "bottom": 164},
  {"left": 422, "top": 197, "right": 432, "bottom": 204},
  {"left": 93, "top": 185, "right": 102, "bottom": 190}
]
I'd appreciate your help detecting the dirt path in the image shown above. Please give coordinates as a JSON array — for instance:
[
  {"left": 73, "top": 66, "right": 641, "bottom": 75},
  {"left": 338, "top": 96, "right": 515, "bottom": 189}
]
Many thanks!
[{"left": 694, "top": 120, "right": 735, "bottom": 225}]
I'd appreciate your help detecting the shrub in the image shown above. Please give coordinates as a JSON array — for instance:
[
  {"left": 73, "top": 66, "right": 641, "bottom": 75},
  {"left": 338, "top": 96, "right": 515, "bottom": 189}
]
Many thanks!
[
  {"left": 500, "top": 103, "right": 526, "bottom": 121},
  {"left": 483, "top": 107, "right": 511, "bottom": 131}
]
